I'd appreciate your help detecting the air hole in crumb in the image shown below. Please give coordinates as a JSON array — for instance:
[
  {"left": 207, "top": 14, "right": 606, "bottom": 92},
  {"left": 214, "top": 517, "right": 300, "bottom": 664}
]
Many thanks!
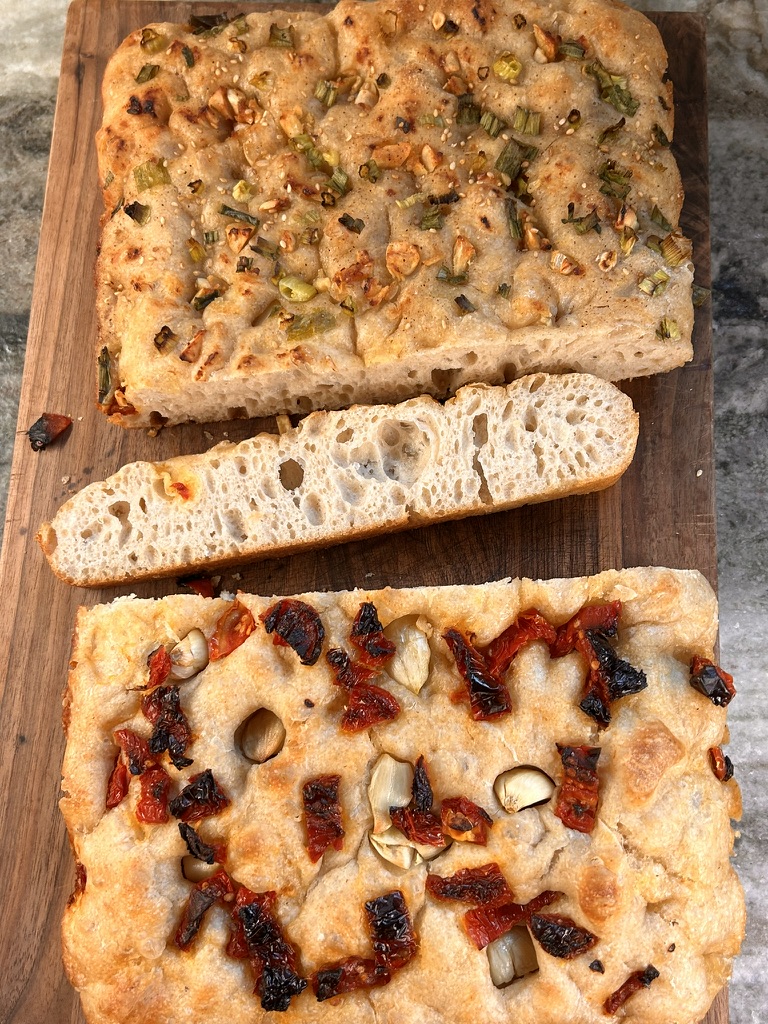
[
  {"left": 295, "top": 395, "right": 313, "bottom": 413},
  {"left": 431, "top": 367, "right": 462, "bottom": 392},
  {"left": 235, "top": 708, "right": 286, "bottom": 764},
  {"left": 108, "top": 501, "right": 130, "bottom": 524},
  {"left": 80, "top": 528, "right": 92, "bottom": 541},
  {"left": 524, "top": 409, "right": 538, "bottom": 432},
  {"left": 502, "top": 362, "right": 518, "bottom": 383},
  {"left": 279, "top": 459, "right": 304, "bottom": 491},
  {"left": 227, "top": 407, "right": 248, "bottom": 419},
  {"left": 138, "top": 497, "right": 147, "bottom": 513},
  {"left": 465, "top": 351, "right": 478, "bottom": 366},
  {"left": 336, "top": 428, "right": 354, "bottom": 443}
]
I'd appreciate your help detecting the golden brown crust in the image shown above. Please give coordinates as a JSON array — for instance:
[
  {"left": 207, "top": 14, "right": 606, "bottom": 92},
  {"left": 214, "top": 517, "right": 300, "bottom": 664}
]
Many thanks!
[
  {"left": 96, "top": 0, "right": 693, "bottom": 427},
  {"left": 61, "top": 568, "right": 743, "bottom": 1024}
]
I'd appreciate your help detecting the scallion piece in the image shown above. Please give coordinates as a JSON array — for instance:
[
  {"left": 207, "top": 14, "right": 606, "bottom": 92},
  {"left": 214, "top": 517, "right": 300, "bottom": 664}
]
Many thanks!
[
  {"left": 376, "top": 72, "right": 391, "bottom": 88},
  {"left": 220, "top": 204, "right": 260, "bottom": 228},
  {"left": 512, "top": 107, "right": 540, "bottom": 135},
  {"left": 154, "top": 325, "right": 176, "bottom": 350},
  {"left": 619, "top": 227, "right": 637, "bottom": 256},
  {"left": 134, "top": 160, "right": 171, "bottom": 192},
  {"left": 418, "top": 113, "right": 446, "bottom": 128},
  {"left": 279, "top": 275, "right": 318, "bottom": 302},
  {"left": 321, "top": 191, "right": 336, "bottom": 207},
  {"left": 232, "top": 180, "right": 254, "bottom": 203},
  {"left": 660, "top": 233, "right": 689, "bottom": 267},
  {"left": 456, "top": 94, "right": 481, "bottom": 125},
  {"left": 203, "top": 230, "right": 219, "bottom": 245},
  {"left": 314, "top": 79, "right": 339, "bottom": 108},
  {"left": 454, "top": 294, "right": 476, "bottom": 315},
  {"left": 339, "top": 297, "right": 356, "bottom": 316},
  {"left": 328, "top": 168, "right": 351, "bottom": 195},
  {"left": 495, "top": 138, "right": 526, "bottom": 179},
  {"left": 692, "top": 285, "right": 711, "bottom": 308},
  {"left": 646, "top": 235, "right": 663, "bottom": 255},
  {"left": 188, "top": 179, "right": 203, "bottom": 194},
  {"left": 567, "top": 108, "right": 582, "bottom": 129},
  {"left": 286, "top": 310, "right": 336, "bottom": 340},
  {"left": 103, "top": 170, "right": 114, "bottom": 189},
  {"left": 268, "top": 23, "right": 294, "bottom": 48},
  {"left": 506, "top": 198, "right": 522, "bottom": 241},
  {"left": 124, "top": 201, "right": 150, "bottom": 224},
  {"left": 359, "top": 159, "right": 380, "bottom": 183},
  {"left": 597, "top": 117, "right": 626, "bottom": 144},
  {"left": 190, "top": 13, "right": 231, "bottom": 35},
  {"left": 232, "top": 15, "right": 249, "bottom": 35},
  {"left": 236, "top": 256, "right": 254, "bottom": 273},
  {"left": 396, "top": 191, "right": 428, "bottom": 210},
  {"left": 440, "top": 18, "right": 459, "bottom": 35},
  {"left": 110, "top": 196, "right": 124, "bottom": 218},
  {"left": 420, "top": 207, "right": 445, "bottom": 231},
  {"left": 251, "top": 236, "right": 279, "bottom": 259},
  {"left": 493, "top": 52, "right": 523, "bottom": 83},
  {"left": 186, "top": 238, "right": 206, "bottom": 263},
  {"left": 652, "top": 123, "right": 670, "bottom": 147},
  {"left": 437, "top": 265, "right": 468, "bottom": 286},
  {"left": 98, "top": 346, "right": 112, "bottom": 403},
  {"left": 182, "top": 45, "right": 195, "bottom": 68},
  {"left": 638, "top": 269, "right": 670, "bottom": 296},
  {"left": 584, "top": 60, "right": 639, "bottom": 117},
  {"left": 135, "top": 63, "right": 159, "bottom": 84},
  {"left": 339, "top": 212, "right": 364, "bottom": 234},
  {"left": 598, "top": 160, "right": 632, "bottom": 200},
  {"left": 558, "top": 40, "right": 586, "bottom": 59},
  {"left": 140, "top": 28, "right": 167, "bottom": 53},
  {"left": 299, "top": 226, "right": 320, "bottom": 246},
  {"left": 191, "top": 287, "right": 221, "bottom": 311},
  {"left": 650, "top": 205, "right": 673, "bottom": 232},
  {"left": 561, "top": 202, "right": 601, "bottom": 234},
  {"left": 480, "top": 110, "right": 506, "bottom": 138},
  {"left": 395, "top": 116, "right": 412, "bottom": 133},
  {"left": 656, "top": 317, "right": 681, "bottom": 340},
  {"left": 429, "top": 189, "right": 460, "bottom": 206},
  {"left": 497, "top": 282, "right": 511, "bottom": 298}
]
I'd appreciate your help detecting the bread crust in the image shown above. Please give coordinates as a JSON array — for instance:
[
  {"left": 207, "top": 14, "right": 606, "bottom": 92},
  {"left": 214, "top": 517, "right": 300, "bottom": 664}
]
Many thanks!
[
  {"left": 61, "top": 568, "right": 744, "bottom": 1024},
  {"left": 96, "top": 0, "right": 693, "bottom": 427}
]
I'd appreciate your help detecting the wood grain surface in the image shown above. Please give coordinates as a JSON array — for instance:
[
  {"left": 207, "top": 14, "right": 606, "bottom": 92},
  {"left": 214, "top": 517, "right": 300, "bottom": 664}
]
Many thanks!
[{"left": 0, "top": 4, "right": 727, "bottom": 1023}]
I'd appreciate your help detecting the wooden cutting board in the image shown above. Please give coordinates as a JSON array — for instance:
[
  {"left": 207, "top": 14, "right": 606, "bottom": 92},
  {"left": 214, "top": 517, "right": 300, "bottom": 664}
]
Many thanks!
[{"left": 0, "top": 3, "right": 726, "bottom": 1022}]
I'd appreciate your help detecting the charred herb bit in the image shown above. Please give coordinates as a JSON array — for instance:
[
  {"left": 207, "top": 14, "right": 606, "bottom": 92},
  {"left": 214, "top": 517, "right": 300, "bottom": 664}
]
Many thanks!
[
  {"left": 175, "top": 869, "right": 234, "bottom": 949},
  {"left": 140, "top": 27, "right": 167, "bottom": 53},
  {"left": 652, "top": 122, "right": 670, "bottom": 147},
  {"left": 376, "top": 72, "right": 391, "bottom": 88},
  {"left": 394, "top": 115, "right": 412, "bottom": 134},
  {"left": 598, "top": 160, "right": 632, "bottom": 200},
  {"left": 529, "top": 914, "right": 598, "bottom": 959},
  {"left": 443, "top": 628, "right": 512, "bottom": 720},
  {"left": 135, "top": 63, "right": 159, "bottom": 84},
  {"left": 638, "top": 269, "right": 670, "bottom": 297},
  {"left": 513, "top": 13, "right": 527, "bottom": 29},
  {"left": 689, "top": 656, "right": 736, "bottom": 707},
  {"left": 497, "top": 282, "right": 511, "bottom": 298},
  {"left": 480, "top": 110, "right": 506, "bottom": 138},
  {"left": 562, "top": 203, "right": 602, "bottom": 235},
  {"left": 456, "top": 94, "right": 482, "bottom": 126},
  {"left": 430, "top": 189, "right": 461, "bottom": 206},
  {"left": 236, "top": 255, "right": 254, "bottom": 273},
  {"left": 597, "top": 117, "right": 626, "bottom": 145},
  {"left": 339, "top": 297, "right": 356, "bottom": 317},
  {"left": 302, "top": 774, "right": 345, "bottom": 862},
  {"left": 454, "top": 294, "right": 476, "bottom": 316},
  {"left": 154, "top": 325, "right": 177, "bottom": 350},
  {"left": 234, "top": 890, "right": 308, "bottom": 1011},
  {"left": 440, "top": 17, "right": 459, "bottom": 35},
  {"left": 464, "top": 890, "right": 561, "bottom": 949},
  {"left": 656, "top": 318, "right": 681, "bottom": 341},
  {"left": 179, "top": 821, "right": 218, "bottom": 863},
  {"left": 493, "top": 51, "right": 523, "bottom": 83},
  {"left": 441, "top": 796, "right": 493, "bottom": 844},
  {"left": 141, "top": 685, "right": 193, "bottom": 770},
  {"left": 339, "top": 212, "right": 365, "bottom": 234},
  {"left": 350, "top": 602, "right": 396, "bottom": 665},
  {"left": 313, "top": 957, "right": 389, "bottom": 1001},
  {"left": 209, "top": 601, "right": 256, "bottom": 661},
  {"left": 134, "top": 159, "right": 171, "bottom": 192},
  {"left": 365, "top": 890, "right": 418, "bottom": 971},
  {"left": 651, "top": 204, "right": 674, "bottom": 233},
  {"left": 27, "top": 413, "right": 72, "bottom": 452},
  {"left": 590, "top": 959, "right": 605, "bottom": 973},
  {"left": 554, "top": 745, "right": 601, "bottom": 834},
  {"left": 188, "top": 178, "right": 203, "bottom": 194},
  {"left": 584, "top": 60, "right": 639, "bottom": 117},
  {"left": 512, "top": 106, "right": 541, "bottom": 135},
  {"left": 267, "top": 22, "right": 294, "bottom": 48},
  {"left": 136, "top": 765, "right": 172, "bottom": 823},
  {"left": 566, "top": 108, "right": 582, "bottom": 130},
  {"left": 261, "top": 599, "right": 325, "bottom": 665},
  {"left": 124, "top": 200, "right": 150, "bottom": 224},
  {"left": 191, "top": 287, "right": 220, "bottom": 311},
  {"left": 220, "top": 204, "right": 260, "bottom": 228},
  {"left": 709, "top": 746, "right": 735, "bottom": 782},
  {"left": 420, "top": 206, "right": 445, "bottom": 231},
  {"left": 169, "top": 768, "right": 230, "bottom": 823},
  {"left": 181, "top": 45, "right": 195, "bottom": 68},
  {"left": 604, "top": 965, "right": 660, "bottom": 1015},
  {"left": 426, "top": 863, "right": 512, "bottom": 906}
]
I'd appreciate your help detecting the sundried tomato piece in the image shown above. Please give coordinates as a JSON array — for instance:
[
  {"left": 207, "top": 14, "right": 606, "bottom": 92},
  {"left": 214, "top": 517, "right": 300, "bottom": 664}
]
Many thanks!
[
  {"left": 690, "top": 657, "right": 736, "bottom": 707},
  {"left": 303, "top": 774, "right": 345, "bottom": 862},
  {"left": 106, "top": 757, "right": 129, "bottom": 809},
  {"left": 209, "top": 601, "right": 256, "bottom": 661},
  {"left": 178, "top": 821, "right": 223, "bottom": 864},
  {"left": 146, "top": 645, "right": 171, "bottom": 688},
  {"left": 175, "top": 869, "right": 234, "bottom": 950},
  {"left": 484, "top": 609, "right": 557, "bottom": 678},
  {"left": 141, "top": 685, "right": 193, "bottom": 769},
  {"left": 350, "top": 602, "right": 396, "bottom": 666},
  {"left": 169, "top": 768, "right": 230, "bottom": 822},
  {"left": 326, "top": 648, "right": 377, "bottom": 690},
  {"left": 411, "top": 755, "right": 433, "bottom": 813},
  {"left": 68, "top": 862, "right": 87, "bottom": 906},
  {"left": 443, "top": 628, "right": 512, "bottom": 721},
  {"left": 529, "top": 913, "right": 598, "bottom": 959},
  {"left": 226, "top": 887, "right": 261, "bottom": 960},
  {"left": 136, "top": 765, "right": 171, "bottom": 823},
  {"left": 114, "top": 728, "right": 152, "bottom": 775},
  {"left": 312, "top": 957, "right": 390, "bottom": 1001},
  {"left": 27, "top": 412, "right": 72, "bottom": 451},
  {"left": 551, "top": 602, "right": 621, "bottom": 657},
  {"left": 604, "top": 965, "right": 660, "bottom": 1015},
  {"left": 342, "top": 682, "right": 400, "bottom": 732},
  {"left": 365, "top": 890, "right": 418, "bottom": 971},
  {"left": 709, "top": 746, "right": 734, "bottom": 782},
  {"left": 554, "top": 745, "right": 601, "bottom": 833},
  {"left": 464, "top": 890, "right": 562, "bottom": 949},
  {"left": 261, "top": 599, "right": 325, "bottom": 665},
  {"left": 440, "top": 796, "right": 493, "bottom": 844},
  {"left": 234, "top": 889, "right": 307, "bottom": 1010},
  {"left": 177, "top": 574, "right": 217, "bottom": 598},
  {"left": 425, "top": 863, "right": 512, "bottom": 906},
  {"left": 578, "top": 629, "right": 647, "bottom": 726},
  {"left": 390, "top": 756, "right": 445, "bottom": 847}
]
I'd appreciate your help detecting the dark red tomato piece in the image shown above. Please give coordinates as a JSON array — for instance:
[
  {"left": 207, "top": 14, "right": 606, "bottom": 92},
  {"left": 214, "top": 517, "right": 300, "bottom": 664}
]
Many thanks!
[
  {"left": 463, "top": 890, "right": 562, "bottom": 949},
  {"left": 709, "top": 746, "right": 735, "bottom": 782},
  {"left": 178, "top": 822, "right": 222, "bottom": 864},
  {"left": 175, "top": 869, "right": 234, "bottom": 950},
  {"left": 579, "top": 629, "right": 647, "bottom": 727},
  {"left": 209, "top": 601, "right": 256, "bottom": 661},
  {"left": 177, "top": 575, "right": 216, "bottom": 598},
  {"left": 261, "top": 599, "right": 325, "bottom": 665},
  {"left": 350, "top": 602, "right": 396, "bottom": 666},
  {"left": 27, "top": 412, "right": 72, "bottom": 451},
  {"left": 341, "top": 682, "right": 400, "bottom": 732},
  {"left": 425, "top": 863, "right": 512, "bottom": 906},
  {"left": 410, "top": 755, "right": 433, "bottom": 814},
  {"left": 169, "top": 768, "right": 230, "bottom": 823},
  {"left": 146, "top": 645, "right": 172, "bottom": 688},
  {"left": 312, "top": 957, "right": 390, "bottom": 1001},
  {"left": 440, "top": 796, "right": 493, "bottom": 845},
  {"left": 550, "top": 601, "right": 622, "bottom": 657},
  {"left": 442, "top": 628, "right": 512, "bottom": 721},
  {"left": 136, "top": 765, "right": 171, "bottom": 823},
  {"left": 141, "top": 685, "right": 192, "bottom": 769},
  {"left": 483, "top": 609, "right": 557, "bottom": 678},
  {"left": 226, "top": 887, "right": 265, "bottom": 960},
  {"left": 365, "top": 890, "right": 418, "bottom": 971},
  {"left": 234, "top": 888, "right": 307, "bottom": 1010},
  {"left": 326, "top": 648, "right": 377, "bottom": 691},
  {"left": 690, "top": 657, "right": 736, "bottom": 707},
  {"left": 554, "top": 745, "right": 601, "bottom": 833},
  {"left": 68, "top": 861, "right": 87, "bottom": 906},
  {"left": 604, "top": 965, "right": 660, "bottom": 1015},
  {"left": 106, "top": 757, "right": 129, "bottom": 809},
  {"left": 529, "top": 913, "right": 598, "bottom": 958},
  {"left": 389, "top": 756, "right": 444, "bottom": 846},
  {"left": 303, "top": 774, "right": 345, "bottom": 862},
  {"left": 114, "top": 728, "right": 152, "bottom": 776}
]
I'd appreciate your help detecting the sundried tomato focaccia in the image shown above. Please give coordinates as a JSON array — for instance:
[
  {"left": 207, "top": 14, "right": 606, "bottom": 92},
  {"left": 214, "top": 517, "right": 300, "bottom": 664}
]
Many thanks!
[
  {"left": 97, "top": 0, "right": 693, "bottom": 427},
  {"left": 61, "top": 568, "right": 743, "bottom": 1024}
]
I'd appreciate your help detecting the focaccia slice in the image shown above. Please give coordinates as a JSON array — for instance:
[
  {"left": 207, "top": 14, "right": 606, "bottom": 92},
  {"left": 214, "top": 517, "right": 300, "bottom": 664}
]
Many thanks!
[
  {"left": 97, "top": 0, "right": 693, "bottom": 427},
  {"left": 61, "top": 568, "right": 743, "bottom": 1024}
]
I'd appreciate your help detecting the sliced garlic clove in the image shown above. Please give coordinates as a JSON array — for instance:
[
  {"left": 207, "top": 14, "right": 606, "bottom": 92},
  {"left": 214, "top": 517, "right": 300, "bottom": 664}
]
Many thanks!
[
  {"left": 236, "top": 708, "right": 286, "bottom": 764},
  {"left": 169, "top": 628, "right": 209, "bottom": 680},
  {"left": 368, "top": 753, "right": 413, "bottom": 834},
  {"left": 181, "top": 856, "right": 219, "bottom": 882},
  {"left": 384, "top": 616, "right": 432, "bottom": 694},
  {"left": 369, "top": 827, "right": 421, "bottom": 870},
  {"left": 487, "top": 927, "right": 539, "bottom": 987},
  {"left": 494, "top": 766, "right": 555, "bottom": 813}
]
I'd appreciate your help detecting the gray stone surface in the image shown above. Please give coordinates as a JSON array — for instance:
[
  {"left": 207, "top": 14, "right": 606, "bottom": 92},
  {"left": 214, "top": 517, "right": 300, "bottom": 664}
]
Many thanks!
[{"left": 0, "top": 2, "right": 765, "bottom": 1021}]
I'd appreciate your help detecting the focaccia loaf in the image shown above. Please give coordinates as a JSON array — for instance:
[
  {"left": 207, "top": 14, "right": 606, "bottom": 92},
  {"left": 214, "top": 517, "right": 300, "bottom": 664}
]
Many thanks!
[
  {"left": 39, "top": 373, "right": 637, "bottom": 587},
  {"left": 97, "top": 0, "right": 693, "bottom": 428},
  {"left": 61, "top": 568, "right": 743, "bottom": 1024}
]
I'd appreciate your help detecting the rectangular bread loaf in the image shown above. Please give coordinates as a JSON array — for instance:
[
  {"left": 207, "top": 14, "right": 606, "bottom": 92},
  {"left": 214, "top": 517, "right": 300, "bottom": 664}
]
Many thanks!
[
  {"left": 61, "top": 567, "right": 743, "bottom": 1024},
  {"left": 96, "top": 0, "right": 693, "bottom": 427}
]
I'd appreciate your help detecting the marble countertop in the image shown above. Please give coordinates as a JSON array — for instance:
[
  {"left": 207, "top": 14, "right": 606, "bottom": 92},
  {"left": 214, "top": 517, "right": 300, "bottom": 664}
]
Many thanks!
[{"left": 0, "top": 2, "right": 765, "bottom": 1021}]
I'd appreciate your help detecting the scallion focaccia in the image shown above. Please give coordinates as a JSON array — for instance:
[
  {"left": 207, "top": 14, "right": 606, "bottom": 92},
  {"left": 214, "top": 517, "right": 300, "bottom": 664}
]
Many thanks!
[
  {"left": 61, "top": 568, "right": 743, "bottom": 1023},
  {"left": 96, "top": 0, "right": 694, "bottom": 428}
]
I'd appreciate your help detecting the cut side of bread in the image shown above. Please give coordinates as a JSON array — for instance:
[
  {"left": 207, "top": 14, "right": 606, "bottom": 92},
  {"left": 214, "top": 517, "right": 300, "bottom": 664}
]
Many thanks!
[{"left": 38, "top": 373, "right": 638, "bottom": 587}]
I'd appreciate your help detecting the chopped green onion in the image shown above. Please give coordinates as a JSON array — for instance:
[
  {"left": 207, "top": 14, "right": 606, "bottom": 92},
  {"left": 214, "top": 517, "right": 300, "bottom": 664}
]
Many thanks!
[
  {"left": 251, "top": 236, "right": 279, "bottom": 259},
  {"left": 420, "top": 207, "right": 445, "bottom": 231},
  {"left": 512, "top": 107, "right": 540, "bottom": 135},
  {"left": 597, "top": 117, "right": 626, "bottom": 144},
  {"left": 559, "top": 40, "right": 586, "bottom": 59},
  {"left": 190, "top": 13, "right": 231, "bottom": 35},
  {"left": 250, "top": 71, "right": 274, "bottom": 91},
  {"left": 328, "top": 167, "right": 351, "bottom": 195},
  {"left": 124, "top": 201, "right": 150, "bottom": 224},
  {"left": 314, "top": 79, "right": 339, "bottom": 108},
  {"left": 429, "top": 189, "right": 460, "bottom": 206},
  {"left": 321, "top": 191, "right": 336, "bottom": 207},
  {"left": 456, "top": 94, "right": 481, "bottom": 126},
  {"left": 505, "top": 198, "right": 522, "bottom": 241},
  {"left": 220, "top": 204, "right": 260, "bottom": 228},
  {"left": 359, "top": 159, "right": 380, "bottom": 183},
  {"left": 480, "top": 110, "right": 506, "bottom": 138},
  {"left": 236, "top": 256, "right": 254, "bottom": 273},
  {"left": 181, "top": 45, "right": 195, "bottom": 68},
  {"left": 191, "top": 287, "right": 221, "bottom": 310},
  {"left": 455, "top": 294, "right": 476, "bottom": 315},
  {"left": 650, "top": 205, "right": 673, "bottom": 232},
  {"left": 188, "top": 179, "right": 203, "bottom": 194},
  {"left": 232, "top": 180, "right": 254, "bottom": 203},
  {"left": 339, "top": 212, "right": 365, "bottom": 234},
  {"left": 497, "top": 282, "right": 511, "bottom": 298},
  {"left": 98, "top": 347, "right": 112, "bottom": 403},
  {"left": 656, "top": 317, "right": 681, "bottom": 340},
  {"left": 395, "top": 116, "right": 412, "bottom": 133},
  {"left": 110, "top": 196, "right": 124, "bottom": 218},
  {"left": 140, "top": 28, "right": 167, "bottom": 54},
  {"left": 598, "top": 160, "right": 632, "bottom": 200},
  {"left": 440, "top": 18, "right": 459, "bottom": 35},
  {"left": 396, "top": 191, "right": 428, "bottom": 210},
  {"left": 135, "top": 63, "right": 159, "bottom": 84},
  {"left": 619, "top": 227, "right": 638, "bottom": 256},
  {"left": 437, "top": 265, "right": 468, "bottom": 286},
  {"left": 268, "top": 23, "right": 294, "bottom": 48},
  {"left": 638, "top": 269, "right": 670, "bottom": 296},
  {"left": 286, "top": 309, "right": 336, "bottom": 340},
  {"left": 567, "top": 108, "right": 582, "bottom": 129},
  {"left": 646, "top": 235, "right": 663, "bottom": 255},
  {"left": 584, "top": 60, "right": 639, "bottom": 117},
  {"left": 154, "top": 325, "right": 176, "bottom": 350},
  {"left": 692, "top": 285, "right": 711, "bottom": 308},
  {"left": 660, "top": 233, "right": 690, "bottom": 267},
  {"left": 103, "top": 170, "right": 114, "bottom": 189},
  {"left": 495, "top": 138, "right": 526, "bottom": 179},
  {"left": 376, "top": 72, "right": 391, "bottom": 88},
  {"left": 203, "top": 230, "right": 219, "bottom": 245},
  {"left": 339, "top": 297, "right": 356, "bottom": 316},
  {"left": 186, "top": 238, "right": 206, "bottom": 262},
  {"left": 493, "top": 52, "right": 523, "bottom": 83},
  {"left": 652, "top": 123, "right": 670, "bottom": 147},
  {"left": 134, "top": 160, "right": 171, "bottom": 192},
  {"left": 232, "top": 15, "right": 249, "bottom": 35},
  {"left": 299, "top": 226, "right": 320, "bottom": 246},
  {"left": 562, "top": 203, "right": 601, "bottom": 234},
  {"left": 279, "top": 275, "right": 318, "bottom": 302},
  {"left": 418, "top": 113, "right": 446, "bottom": 128}
]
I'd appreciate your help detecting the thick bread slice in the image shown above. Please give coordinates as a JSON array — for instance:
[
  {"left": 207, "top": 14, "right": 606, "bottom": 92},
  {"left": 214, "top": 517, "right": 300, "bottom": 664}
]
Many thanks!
[{"left": 39, "top": 374, "right": 637, "bottom": 588}]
